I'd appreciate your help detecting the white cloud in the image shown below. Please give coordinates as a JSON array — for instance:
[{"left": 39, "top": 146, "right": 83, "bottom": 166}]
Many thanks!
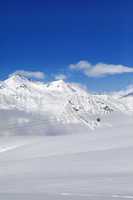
[
  {"left": 54, "top": 74, "right": 67, "bottom": 80},
  {"left": 69, "top": 60, "right": 133, "bottom": 77},
  {"left": 11, "top": 70, "right": 45, "bottom": 79}
]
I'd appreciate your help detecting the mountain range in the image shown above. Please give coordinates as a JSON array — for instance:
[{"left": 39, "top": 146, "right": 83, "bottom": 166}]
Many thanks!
[{"left": 0, "top": 74, "right": 132, "bottom": 134}]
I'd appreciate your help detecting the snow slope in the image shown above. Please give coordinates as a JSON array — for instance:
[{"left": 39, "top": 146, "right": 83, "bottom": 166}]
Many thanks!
[
  {"left": 0, "top": 114, "right": 133, "bottom": 200},
  {"left": 111, "top": 85, "right": 133, "bottom": 112},
  {"left": 120, "top": 90, "right": 133, "bottom": 112}
]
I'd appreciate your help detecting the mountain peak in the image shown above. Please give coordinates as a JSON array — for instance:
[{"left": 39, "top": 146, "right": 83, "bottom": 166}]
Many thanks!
[
  {"left": 47, "top": 79, "right": 68, "bottom": 89},
  {"left": 46, "top": 79, "right": 79, "bottom": 94},
  {"left": 4, "top": 74, "right": 29, "bottom": 88},
  {"left": 9, "top": 73, "right": 27, "bottom": 80},
  {"left": 50, "top": 79, "right": 66, "bottom": 85}
]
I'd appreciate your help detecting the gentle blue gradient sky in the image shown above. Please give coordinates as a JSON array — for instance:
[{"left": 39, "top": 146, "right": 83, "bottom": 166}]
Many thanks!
[{"left": 0, "top": 0, "right": 133, "bottom": 92}]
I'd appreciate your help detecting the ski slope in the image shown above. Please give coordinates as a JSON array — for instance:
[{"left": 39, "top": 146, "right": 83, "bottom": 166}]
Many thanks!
[{"left": 0, "top": 115, "right": 133, "bottom": 200}]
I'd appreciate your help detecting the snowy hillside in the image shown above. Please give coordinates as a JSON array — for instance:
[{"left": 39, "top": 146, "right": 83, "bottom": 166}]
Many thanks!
[
  {"left": 0, "top": 74, "right": 132, "bottom": 134},
  {"left": 0, "top": 114, "right": 133, "bottom": 199},
  {"left": 121, "top": 96, "right": 133, "bottom": 112},
  {"left": 112, "top": 86, "right": 133, "bottom": 112}
]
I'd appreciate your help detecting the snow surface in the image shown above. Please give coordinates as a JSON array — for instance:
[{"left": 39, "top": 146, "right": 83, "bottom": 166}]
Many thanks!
[
  {"left": 0, "top": 75, "right": 133, "bottom": 199},
  {"left": 0, "top": 114, "right": 133, "bottom": 200}
]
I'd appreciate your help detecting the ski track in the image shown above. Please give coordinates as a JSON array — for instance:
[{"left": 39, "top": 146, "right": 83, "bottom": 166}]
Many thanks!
[
  {"left": 60, "top": 192, "right": 133, "bottom": 199},
  {"left": 0, "top": 144, "right": 26, "bottom": 153}
]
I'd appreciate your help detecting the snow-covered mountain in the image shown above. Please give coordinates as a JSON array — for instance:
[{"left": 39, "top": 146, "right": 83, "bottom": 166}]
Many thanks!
[
  {"left": 0, "top": 74, "right": 132, "bottom": 133},
  {"left": 111, "top": 85, "right": 133, "bottom": 112}
]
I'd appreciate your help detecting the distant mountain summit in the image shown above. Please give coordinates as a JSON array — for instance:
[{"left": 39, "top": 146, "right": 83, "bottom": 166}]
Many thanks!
[{"left": 5, "top": 74, "right": 30, "bottom": 88}]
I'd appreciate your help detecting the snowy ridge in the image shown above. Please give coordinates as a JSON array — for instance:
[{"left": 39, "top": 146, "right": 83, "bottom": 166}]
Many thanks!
[{"left": 111, "top": 85, "right": 133, "bottom": 112}]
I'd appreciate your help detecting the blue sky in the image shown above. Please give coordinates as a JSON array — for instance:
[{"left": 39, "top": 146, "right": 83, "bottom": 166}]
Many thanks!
[{"left": 0, "top": 0, "right": 133, "bottom": 92}]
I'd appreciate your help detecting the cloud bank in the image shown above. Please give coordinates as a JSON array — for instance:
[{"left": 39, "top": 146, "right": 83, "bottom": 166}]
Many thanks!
[
  {"left": 11, "top": 70, "right": 45, "bottom": 79},
  {"left": 69, "top": 60, "right": 133, "bottom": 77},
  {"left": 54, "top": 74, "right": 67, "bottom": 80}
]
